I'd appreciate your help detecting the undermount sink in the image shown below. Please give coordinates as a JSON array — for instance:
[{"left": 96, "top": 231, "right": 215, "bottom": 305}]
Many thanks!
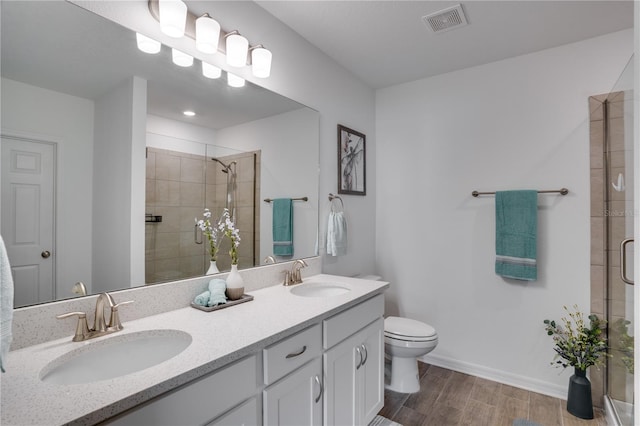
[
  {"left": 40, "top": 329, "right": 192, "bottom": 385},
  {"left": 290, "top": 281, "right": 351, "bottom": 297}
]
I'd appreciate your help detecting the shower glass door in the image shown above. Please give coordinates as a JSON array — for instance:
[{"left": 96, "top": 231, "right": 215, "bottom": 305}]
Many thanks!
[{"left": 604, "top": 55, "right": 634, "bottom": 426}]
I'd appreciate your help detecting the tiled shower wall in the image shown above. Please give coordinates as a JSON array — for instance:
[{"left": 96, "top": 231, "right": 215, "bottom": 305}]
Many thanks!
[
  {"left": 145, "top": 148, "right": 259, "bottom": 283},
  {"left": 589, "top": 91, "right": 632, "bottom": 407}
]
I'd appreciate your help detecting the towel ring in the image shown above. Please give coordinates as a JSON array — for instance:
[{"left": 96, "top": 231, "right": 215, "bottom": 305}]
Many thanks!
[{"left": 328, "top": 193, "right": 344, "bottom": 210}]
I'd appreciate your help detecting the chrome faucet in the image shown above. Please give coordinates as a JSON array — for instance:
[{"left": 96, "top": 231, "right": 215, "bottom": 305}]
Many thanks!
[
  {"left": 264, "top": 255, "right": 277, "bottom": 264},
  {"left": 57, "top": 292, "right": 133, "bottom": 342}
]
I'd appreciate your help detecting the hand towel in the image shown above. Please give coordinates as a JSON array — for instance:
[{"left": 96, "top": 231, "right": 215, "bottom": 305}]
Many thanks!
[
  {"left": 208, "top": 278, "right": 228, "bottom": 307},
  {"left": 193, "top": 290, "right": 211, "bottom": 307},
  {"left": 326, "top": 211, "right": 347, "bottom": 256},
  {"left": 495, "top": 190, "right": 538, "bottom": 281},
  {"left": 1, "top": 235, "right": 14, "bottom": 372},
  {"left": 272, "top": 198, "right": 293, "bottom": 256}
]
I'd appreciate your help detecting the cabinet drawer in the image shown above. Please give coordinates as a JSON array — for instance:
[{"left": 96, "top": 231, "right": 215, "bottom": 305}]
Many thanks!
[
  {"left": 263, "top": 324, "right": 321, "bottom": 385},
  {"left": 107, "top": 354, "right": 260, "bottom": 425},
  {"left": 323, "top": 294, "right": 384, "bottom": 349}
]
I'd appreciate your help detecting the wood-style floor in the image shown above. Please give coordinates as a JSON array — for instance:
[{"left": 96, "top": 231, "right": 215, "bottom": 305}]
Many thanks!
[{"left": 378, "top": 362, "right": 607, "bottom": 426}]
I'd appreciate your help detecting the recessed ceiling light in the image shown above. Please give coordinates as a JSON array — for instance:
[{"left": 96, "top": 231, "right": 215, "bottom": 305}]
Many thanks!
[{"left": 183, "top": 110, "right": 196, "bottom": 117}]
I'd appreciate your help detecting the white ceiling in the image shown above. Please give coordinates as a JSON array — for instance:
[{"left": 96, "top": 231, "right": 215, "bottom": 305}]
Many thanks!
[{"left": 256, "top": 1, "right": 634, "bottom": 89}]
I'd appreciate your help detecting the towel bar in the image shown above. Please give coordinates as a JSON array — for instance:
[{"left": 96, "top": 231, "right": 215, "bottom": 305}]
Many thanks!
[
  {"left": 472, "top": 188, "right": 569, "bottom": 197},
  {"left": 264, "top": 197, "right": 308, "bottom": 203}
]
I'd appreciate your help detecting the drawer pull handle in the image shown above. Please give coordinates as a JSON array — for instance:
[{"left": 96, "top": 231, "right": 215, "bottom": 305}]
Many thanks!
[
  {"left": 355, "top": 346, "right": 363, "bottom": 369},
  {"left": 314, "top": 375, "right": 324, "bottom": 403},
  {"left": 285, "top": 345, "right": 307, "bottom": 359},
  {"left": 360, "top": 344, "right": 368, "bottom": 366}
]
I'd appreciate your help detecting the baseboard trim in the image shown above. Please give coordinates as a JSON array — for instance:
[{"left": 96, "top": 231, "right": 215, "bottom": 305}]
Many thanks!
[{"left": 421, "top": 353, "right": 567, "bottom": 400}]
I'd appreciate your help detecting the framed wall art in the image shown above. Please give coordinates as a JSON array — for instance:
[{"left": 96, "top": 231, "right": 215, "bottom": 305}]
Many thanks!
[{"left": 337, "top": 124, "right": 366, "bottom": 195}]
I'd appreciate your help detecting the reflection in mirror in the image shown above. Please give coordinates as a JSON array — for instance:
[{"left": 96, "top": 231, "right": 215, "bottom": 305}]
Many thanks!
[{"left": 1, "top": 1, "right": 319, "bottom": 308}]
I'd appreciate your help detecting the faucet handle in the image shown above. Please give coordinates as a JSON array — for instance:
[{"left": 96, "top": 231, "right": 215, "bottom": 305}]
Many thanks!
[
  {"left": 56, "top": 311, "right": 90, "bottom": 342},
  {"left": 109, "top": 300, "right": 134, "bottom": 330}
]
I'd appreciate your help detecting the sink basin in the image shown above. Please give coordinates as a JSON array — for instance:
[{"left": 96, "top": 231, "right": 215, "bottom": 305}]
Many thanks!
[
  {"left": 40, "top": 329, "right": 192, "bottom": 385},
  {"left": 290, "top": 282, "right": 351, "bottom": 297}
]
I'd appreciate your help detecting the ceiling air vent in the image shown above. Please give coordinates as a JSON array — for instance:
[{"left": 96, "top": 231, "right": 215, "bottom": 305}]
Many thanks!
[{"left": 422, "top": 4, "right": 468, "bottom": 34}]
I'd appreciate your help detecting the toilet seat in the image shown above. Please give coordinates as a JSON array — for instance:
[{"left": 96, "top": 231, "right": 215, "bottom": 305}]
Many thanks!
[{"left": 384, "top": 316, "right": 437, "bottom": 342}]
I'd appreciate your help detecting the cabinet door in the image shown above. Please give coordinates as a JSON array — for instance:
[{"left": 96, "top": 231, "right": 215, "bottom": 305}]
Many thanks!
[
  {"left": 323, "top": 317, "right": 384, "bottom": 426},
  {"left": 358, "top": 317, "right": 384, "bottom": 425},
  {"left": 323, "top": 331, "right": 360, "bottom": 425},
  {"left": 263, "top": 358, "right": 323, "bottom": 426}
]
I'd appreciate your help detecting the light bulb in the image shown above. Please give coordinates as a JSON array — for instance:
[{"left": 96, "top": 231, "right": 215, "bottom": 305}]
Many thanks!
[
  {"left": 159, "top": 0, "right": 187, "bottom": 38},
  {"left": 172, "top": 48, "right": 193, "bottom": 67},
  {"left": 227, "top": 72, "right": 245, "bottom": 88},
  {"left": 225, "top": 32, "right": 248, "bottom": 68},
  {"left": 136, "top": 33, "right": 161, "bottom": 54},
  {"left": 196, "top": 14, "right": 221, "bottom": 54},
  {"left": 202, "top": 62, "right": 222, "bottom": 79},
  {"left": 251, "top": 46, "right": 272, "bottom": 78}
]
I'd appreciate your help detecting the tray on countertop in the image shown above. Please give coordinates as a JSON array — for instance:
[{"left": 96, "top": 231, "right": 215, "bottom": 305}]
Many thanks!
[{"left": 190, "top": 294, "right": 254, "bottom": 312}]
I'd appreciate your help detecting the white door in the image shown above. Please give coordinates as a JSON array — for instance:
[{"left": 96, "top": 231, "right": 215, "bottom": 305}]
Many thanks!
[{"left": 1, "top": 136, "right": 56, "bottom": 307}]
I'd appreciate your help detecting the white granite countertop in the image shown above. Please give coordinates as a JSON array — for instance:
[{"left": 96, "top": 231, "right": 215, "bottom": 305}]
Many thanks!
[{"left": 1, "top": 274, "right": 388, "bottom": 426}]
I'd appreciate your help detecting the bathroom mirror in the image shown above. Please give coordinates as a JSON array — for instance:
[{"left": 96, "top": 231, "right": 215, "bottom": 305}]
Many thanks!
[{"left": 1, "top": 1, "right": 319, "bottom": 307}]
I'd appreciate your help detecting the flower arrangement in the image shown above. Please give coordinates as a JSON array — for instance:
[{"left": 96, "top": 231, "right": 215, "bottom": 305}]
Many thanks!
[
  {"left": 543, "top": 305, "right": 608, "bottom": 372},
  {"left": 614, "top": 318, "right": 634, "bottom": 374},
  {"left": 196, "top": 208, "right": 219, "bottom": 261},
  {"left": 218, "top": 208, "right": 241, "bottom": 265}
]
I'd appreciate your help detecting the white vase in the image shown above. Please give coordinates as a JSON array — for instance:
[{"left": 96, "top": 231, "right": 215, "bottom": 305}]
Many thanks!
[
  {"left": 206, "top": 260, "right": 219, "bottom": 275},
  {"left": 226, "top": 264, "right": 244, "bottom": 300}
]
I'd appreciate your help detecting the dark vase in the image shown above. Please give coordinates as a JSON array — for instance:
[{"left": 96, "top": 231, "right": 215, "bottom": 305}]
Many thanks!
[{"left": 566, "top": 368, "right": 594, "bottom": 419}]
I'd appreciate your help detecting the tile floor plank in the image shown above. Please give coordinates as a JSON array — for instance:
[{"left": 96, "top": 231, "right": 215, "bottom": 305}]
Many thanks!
[{"left": 528, "top": 392, "right": 563, "bottom": 426}]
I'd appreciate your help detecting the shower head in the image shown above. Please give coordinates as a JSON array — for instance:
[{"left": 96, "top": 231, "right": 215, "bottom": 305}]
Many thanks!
[{"left": 211, "top": 157, "right": 236, "bottom": 173}]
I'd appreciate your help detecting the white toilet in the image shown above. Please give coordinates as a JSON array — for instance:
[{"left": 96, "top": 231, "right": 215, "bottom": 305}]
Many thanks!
[
  {"left": 384, "top": 316, "right": 438, "bottom": 393},
  {"left": 356, "top": 275, "right": 439, "bottom": 394}
]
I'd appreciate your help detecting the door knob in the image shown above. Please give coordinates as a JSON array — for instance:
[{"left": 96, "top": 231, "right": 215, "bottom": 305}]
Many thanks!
[{"left": 41, "top": 250, "right": 51, "bottom": 259}]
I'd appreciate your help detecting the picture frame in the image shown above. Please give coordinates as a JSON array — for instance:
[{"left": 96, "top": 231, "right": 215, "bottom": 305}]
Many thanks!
[{"left": 337, "top": 124, "right": 366, "bottom": 195}]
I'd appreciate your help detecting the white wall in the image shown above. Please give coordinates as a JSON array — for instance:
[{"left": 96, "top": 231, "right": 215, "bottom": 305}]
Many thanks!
[
  {"left": 217, "top": 108, "right": 319, "bottom": 261},
  {"left": 1, "top": 78, "right": 94, "bottom": 300},
  {"left": 73, "top": 0, "right": 377, "bottom": 278},
  {"left": 92, "top": 76, "right": 147, "bottom": 293},
  {"left": 376, "top": 29, "right": 634, "bottom": 397}
]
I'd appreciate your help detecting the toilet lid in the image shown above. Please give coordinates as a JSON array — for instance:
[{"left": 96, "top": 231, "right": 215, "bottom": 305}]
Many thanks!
[{"left": 384, "top": 316, "right": 437, "bottom": 341}]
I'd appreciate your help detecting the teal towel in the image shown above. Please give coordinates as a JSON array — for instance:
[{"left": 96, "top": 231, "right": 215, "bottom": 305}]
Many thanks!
[
  {"left": 273, "top": 198, "right": 293, "bottom": 256},
  {"left": 193, "top": 290, "right": 210, "bottom": 307},
  {"left": 495, "top": 190, "right": 538, "bottom": 281},
  {"left": 208, "top": 278, "right": 227, "bottom": 307}
]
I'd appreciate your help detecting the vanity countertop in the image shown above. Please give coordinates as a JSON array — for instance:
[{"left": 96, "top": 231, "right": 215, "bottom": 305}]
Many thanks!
[{"left": 1, "top": 274, "right": 389, "bottom": 426}]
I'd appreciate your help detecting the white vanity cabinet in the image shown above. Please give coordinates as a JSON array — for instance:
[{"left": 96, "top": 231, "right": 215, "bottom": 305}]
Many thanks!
[
  {"left": 105, "top": 354, "right": 261, "bottom": 426},
  {"left": 102, "top": 293, "right": 384, "bottom": 426},
  {"left": 322, "top": 295, "right": 385, "bottom": 426}
]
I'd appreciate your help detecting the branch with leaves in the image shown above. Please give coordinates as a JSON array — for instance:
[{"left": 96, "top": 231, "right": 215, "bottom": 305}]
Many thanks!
[{"left": 543, "top": 305, "right": 608, "bottom": 372}]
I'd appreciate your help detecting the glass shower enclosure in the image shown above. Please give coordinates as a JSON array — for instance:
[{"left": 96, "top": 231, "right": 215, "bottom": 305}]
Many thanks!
[{"left": 595, "top": 55, "right": 635, "bottom": 425}]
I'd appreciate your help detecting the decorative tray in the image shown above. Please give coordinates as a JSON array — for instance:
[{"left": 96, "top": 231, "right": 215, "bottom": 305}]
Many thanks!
[{"left": 190, "top": 294, "right": 254, "bottom": 312}]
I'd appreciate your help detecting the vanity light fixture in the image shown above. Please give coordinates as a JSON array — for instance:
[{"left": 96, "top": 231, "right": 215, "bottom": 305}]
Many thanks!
[
  {"left": 158, "top": 0, "right": 187, "bottom": 38},
  {"left": 225, "top": 30, "right": 249, "bottom": 68},
  {"left": 172, "top": 48, "right": 193, "bottom": 67},
  {"left": 202, "top": 62, "right": 222, "bottom": 79},
  {"left": 183, "top": 110, "right": 196, "bottom": 117},
  {"left": 250, "top": 45, "right": 272, "bottom": 78},
  {"left": 136, "top": 33, "right": 161, "bottom": 54},
  {"left": 195, "top": 13, "right": 220, "bottom": 54},
  {"left": 227, "top": 72, "right": 245, "bottom": 88},
  {"left": 146, "top": 0, "right": 273, "bottom": 81}
]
